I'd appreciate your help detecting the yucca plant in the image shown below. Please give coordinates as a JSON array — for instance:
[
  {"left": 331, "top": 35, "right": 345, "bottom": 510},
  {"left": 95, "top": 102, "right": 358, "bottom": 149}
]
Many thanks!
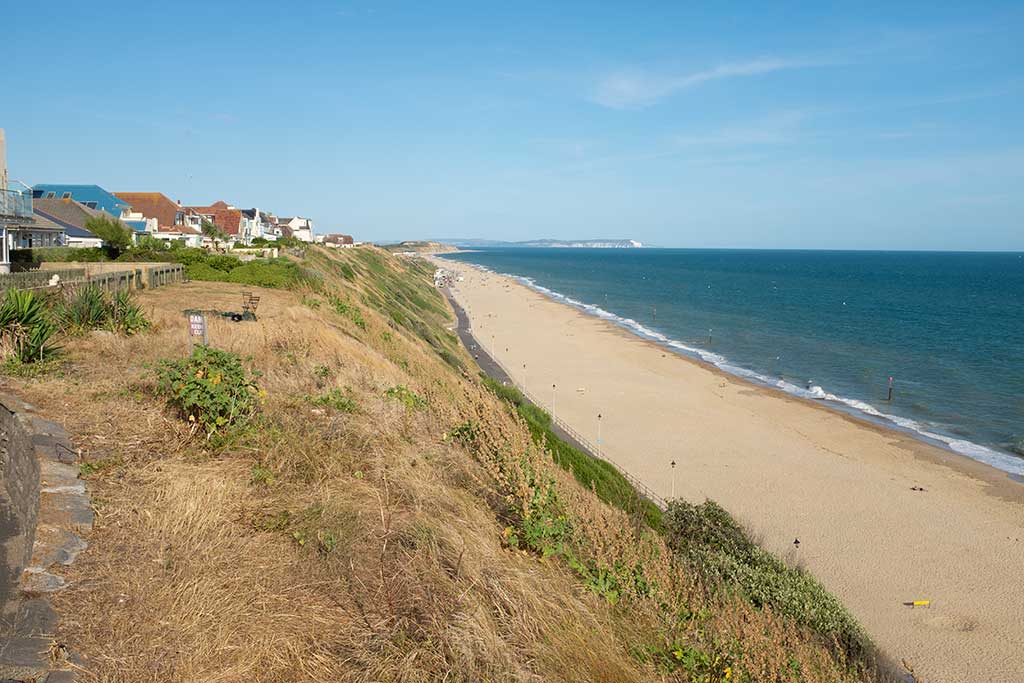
[
  {"left": 111, "top": 288, "right": 150, "bottom": 336},
  {"left": 53, "top": 285, "right": 151, "bottom": 335},
  {"left": 0, "top": 288, "right": 60, "bottom": 363},
  {"left": 56, "top": 284, "right": 107, "bottom": 331}
]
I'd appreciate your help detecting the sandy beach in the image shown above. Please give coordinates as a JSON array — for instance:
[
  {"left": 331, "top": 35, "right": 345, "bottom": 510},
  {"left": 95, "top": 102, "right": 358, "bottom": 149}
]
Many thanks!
[{"left": 435, "top": 257, "right": 1024, "bottom": 683}]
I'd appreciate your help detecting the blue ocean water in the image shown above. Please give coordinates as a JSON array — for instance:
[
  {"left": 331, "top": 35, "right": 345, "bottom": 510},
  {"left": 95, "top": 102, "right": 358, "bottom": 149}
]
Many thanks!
[{"left": 443, "top": 248, "right": 1024, "bottom": 476}]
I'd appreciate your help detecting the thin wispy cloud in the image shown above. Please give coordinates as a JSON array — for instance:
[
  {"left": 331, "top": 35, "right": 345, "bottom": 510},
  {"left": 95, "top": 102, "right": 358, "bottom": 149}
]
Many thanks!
[
  {"left": 672, "top": 111, "right": 811, "bottom": 147},
  {"left": 590, "top": 57, "right": 834, "bottom": 110}
]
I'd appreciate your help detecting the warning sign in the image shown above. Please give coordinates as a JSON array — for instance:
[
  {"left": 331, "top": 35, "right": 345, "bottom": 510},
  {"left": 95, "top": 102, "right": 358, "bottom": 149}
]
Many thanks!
[{"left": 188, "top": 313, "right": 207, "bottom": 346}]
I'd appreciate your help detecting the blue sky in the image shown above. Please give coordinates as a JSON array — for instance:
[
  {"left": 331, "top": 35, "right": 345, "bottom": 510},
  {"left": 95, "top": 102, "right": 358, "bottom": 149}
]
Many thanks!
[{"left": 4, "top": 1, "right": 1023, "bottom": 249}]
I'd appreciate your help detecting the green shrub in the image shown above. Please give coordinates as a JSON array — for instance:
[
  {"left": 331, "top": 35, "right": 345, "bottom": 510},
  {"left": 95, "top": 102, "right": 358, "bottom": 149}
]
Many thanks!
[
  {"left": 519, "top": 478, "right": 571, "bottom": 558},
  {"left": 56, "top": 285, "right": 107, "bottom": 330},
  {"left": 308, "top": 388, "right": 358, "bottom": 413},
  {"left": 111, "top": 289, "right": 150, "bottom": 335},
  {"left": 663, "top": 499, "right": 872, "bottom": 663},
  {"left": 185, "top": 262, "right": 228, "bottom": 281},
  {"left": 155, "top": 346, "right": 261, "bottom": 436},
  {"left": 205, "top": 254, "right": 243, "bottom": 272},
  {"left": 384, "top": 384, "right": 426, "bottom": 410},
  {"left": 12, "top": 247, "right": 109, "bottom": 263},
  {"left": 446, "top": 420, "right": 479, "bottom": 446},
  {"left": 173, "top": 248, "right": 218, "bottom": 266},
  {"left": 133, "top": 235, "right": 171, "bottom": 252},
  {"left": 251, "top": 464, "right": 275, "bottom": 486},
  {"left": 0, "top": 289, "right": 60, "bottom": 364},
  {"left": 187, "top": 264, "right": 231, "bottom": 282},
  {"left": 226, "top": 260, "right": 304, "bottom": 288},
  {"left": 329, "top": 295, "right": 366, "bottom": 330},
  {"left": 85, "top": 215, "right": 134, "bottom": 256},
  {"left": 53, "top": 285, "right": 150, "bottom": 335},
  {"left": 482, "top": 377, "right": 662, "bottom": 528}
]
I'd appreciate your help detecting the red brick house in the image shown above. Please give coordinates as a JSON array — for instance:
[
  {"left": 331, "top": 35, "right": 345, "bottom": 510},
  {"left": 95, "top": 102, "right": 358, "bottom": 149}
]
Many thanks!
[
  {"left": 185, "top": 201, "right": 242, "bottom": 237},
  {"left": 114, "top": 192, "right": 184, "bottom": 229}
]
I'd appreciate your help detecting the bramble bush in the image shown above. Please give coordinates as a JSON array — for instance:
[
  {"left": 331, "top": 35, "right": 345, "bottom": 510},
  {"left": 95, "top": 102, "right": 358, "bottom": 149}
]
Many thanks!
[
  {"left": 307, "top": 387, "right": 358, "bottom": 413},
  {"left": 383, "top": 384, "right": 426, "bottom": 409},
  {"left": 328, "top": 295, "right": 366, "bottom": 330},
  {"left": 155, "top": 346, "right": 261, "bottom": 436},
  {"left": 482, "top": 377, "right": 662, "bottom": 528},
  {"left": 663, "top": 499, "right": 872, "bottom": 664}
]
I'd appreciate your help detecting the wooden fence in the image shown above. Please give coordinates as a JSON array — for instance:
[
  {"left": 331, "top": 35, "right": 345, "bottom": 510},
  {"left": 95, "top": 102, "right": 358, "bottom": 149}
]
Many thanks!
[{"left": 0, "top": 263, "right": 185, "bottom": 294}]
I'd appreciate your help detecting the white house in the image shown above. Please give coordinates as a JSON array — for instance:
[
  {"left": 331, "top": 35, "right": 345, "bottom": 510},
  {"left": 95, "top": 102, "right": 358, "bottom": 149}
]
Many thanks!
[
  {"left": 278, "top": 216, "right": 315, "bottom": 242},
  {"left": 240, "top": 208, "right": 272, "bottom": 243},
  {"left": 150, "top": 226, "right": 204, "bottom": 248}
]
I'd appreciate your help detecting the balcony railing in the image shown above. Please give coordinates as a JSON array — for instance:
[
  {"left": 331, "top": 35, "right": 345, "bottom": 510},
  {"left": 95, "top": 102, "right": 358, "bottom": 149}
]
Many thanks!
[{"left": 0, "top": 188, "right": 33, "bottom": 220}]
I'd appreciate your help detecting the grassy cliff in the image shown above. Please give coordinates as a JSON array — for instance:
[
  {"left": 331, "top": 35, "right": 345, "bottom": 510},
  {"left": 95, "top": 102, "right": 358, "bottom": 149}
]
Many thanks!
[{"left": 8, "top": 246, "right": 902, "bottom": 682}]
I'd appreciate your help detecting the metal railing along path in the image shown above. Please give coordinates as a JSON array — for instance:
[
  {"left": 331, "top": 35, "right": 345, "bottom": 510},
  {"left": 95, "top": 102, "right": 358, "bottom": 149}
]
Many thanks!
[{"left": 479, "top": 335, "right": 668, "bottom": 510}]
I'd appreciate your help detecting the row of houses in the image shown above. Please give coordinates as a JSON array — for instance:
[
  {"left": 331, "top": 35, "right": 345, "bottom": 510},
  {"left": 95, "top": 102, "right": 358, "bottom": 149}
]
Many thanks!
[
  {"left": 0, "top": 128, "right": 357, "bottom": 273},
  {"left": 27, "top": 186, "right": 318, "bottom": 247}
]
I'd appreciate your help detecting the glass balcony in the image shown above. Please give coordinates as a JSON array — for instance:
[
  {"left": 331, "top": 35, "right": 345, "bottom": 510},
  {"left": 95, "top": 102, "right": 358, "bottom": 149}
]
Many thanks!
[{"left": 0, "top": 187, "right": 33, "bottom": 220}]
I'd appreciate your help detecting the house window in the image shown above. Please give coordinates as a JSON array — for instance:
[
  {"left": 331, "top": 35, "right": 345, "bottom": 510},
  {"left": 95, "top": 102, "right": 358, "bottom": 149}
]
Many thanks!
[
  {"left": 45, "top": 192, "right": 56, "bottom": 198},
  {"left": 83, "top": 202, "right": 97, "bottom": 209},
  {"left": 32, "top": 190, "right": 43, "bottom": 199},
  {"left": 61, "top": 192, "right": 72, "bottom": 199}
]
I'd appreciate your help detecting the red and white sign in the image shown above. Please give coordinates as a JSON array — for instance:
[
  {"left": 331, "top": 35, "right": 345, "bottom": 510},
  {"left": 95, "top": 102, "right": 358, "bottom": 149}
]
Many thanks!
[{"left": 188, "top": 313, "right": 206, "bottom": 337}]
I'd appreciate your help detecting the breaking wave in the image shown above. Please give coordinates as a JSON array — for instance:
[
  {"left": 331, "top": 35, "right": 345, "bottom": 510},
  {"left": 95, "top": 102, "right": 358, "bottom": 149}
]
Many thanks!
[{"left": 463, "top": 263, "right": 1024, "bottom": 478}]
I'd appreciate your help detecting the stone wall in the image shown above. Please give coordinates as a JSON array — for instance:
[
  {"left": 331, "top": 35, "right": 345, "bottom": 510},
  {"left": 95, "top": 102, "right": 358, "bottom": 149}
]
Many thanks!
[
  {"left": 0, "top": 396, "right": 91, "bottom": 682},
  {"left": 0, "top": 402, "right": 40, "bottom": 619}
]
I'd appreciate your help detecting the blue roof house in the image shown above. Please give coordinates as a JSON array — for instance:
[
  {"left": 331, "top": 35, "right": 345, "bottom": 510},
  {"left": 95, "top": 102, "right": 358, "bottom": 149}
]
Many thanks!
[{"left": 31, "top": 184, "right": 149, "bottom": 233}]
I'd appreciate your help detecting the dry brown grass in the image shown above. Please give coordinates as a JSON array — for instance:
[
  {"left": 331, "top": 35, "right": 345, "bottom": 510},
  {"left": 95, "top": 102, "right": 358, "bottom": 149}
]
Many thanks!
[{"left": 5, "top": 248, "right": 879, "bottom": 682}]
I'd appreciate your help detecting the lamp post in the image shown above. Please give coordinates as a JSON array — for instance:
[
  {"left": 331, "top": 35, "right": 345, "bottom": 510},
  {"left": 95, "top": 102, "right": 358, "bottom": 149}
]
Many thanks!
[
  {"left": 551, "top": 383, "right": 556, "bottom": 422},
  {"left": 670, "top": 460, "right": 677, "bottom": 499},
  {"left": 522, "top": 363, "right": 527, "bottom": 393},
  {"left": 597, "top": 413, "right": 603, "bottom": 459}
]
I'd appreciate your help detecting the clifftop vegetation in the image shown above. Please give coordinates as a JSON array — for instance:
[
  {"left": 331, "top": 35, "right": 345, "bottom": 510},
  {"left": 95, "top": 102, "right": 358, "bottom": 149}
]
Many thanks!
[{"left": 6, "top": 245, "right": 902, "bottom": 682}]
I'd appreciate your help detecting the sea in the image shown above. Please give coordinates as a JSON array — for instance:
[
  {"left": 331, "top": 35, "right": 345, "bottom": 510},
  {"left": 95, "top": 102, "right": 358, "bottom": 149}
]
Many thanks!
[{"left": 441, "top": 248, "right": 1024, "bottom": 477}]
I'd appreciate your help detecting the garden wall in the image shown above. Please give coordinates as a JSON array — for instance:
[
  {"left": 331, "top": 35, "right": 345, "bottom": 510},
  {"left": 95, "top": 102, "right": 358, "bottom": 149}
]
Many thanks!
[
  {"left": 0, "top": 395, "right": 91, "bottom": 681},
  {"left": 0, "top": 402, "right": 39, "bottom": 619}
]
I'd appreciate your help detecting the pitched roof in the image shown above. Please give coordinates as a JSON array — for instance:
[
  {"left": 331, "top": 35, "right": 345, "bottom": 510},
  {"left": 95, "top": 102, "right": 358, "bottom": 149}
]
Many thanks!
[
  {"left": 33, "top": 198, "right": 114, "bottom": 231},
  {"left": 30, "top": 206, "right": 98, "bottom": 238},
  {"left": 114, "top": 192, "right": 181, "bottom": 228},
  {"left": 185, "top": 202, "right": 242, "bottom": 235},
  {"left": 323, "top": 234, "right": 354, "bottom": 244},
  {"left": 32, "top": 184, "right": 131, "bottom": 217},
  {"left": 156, "top": 223, "right": 201, "bottom": 235},
  {"left": 11, "top": 211, "right": 65, "bottom": 232}
]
